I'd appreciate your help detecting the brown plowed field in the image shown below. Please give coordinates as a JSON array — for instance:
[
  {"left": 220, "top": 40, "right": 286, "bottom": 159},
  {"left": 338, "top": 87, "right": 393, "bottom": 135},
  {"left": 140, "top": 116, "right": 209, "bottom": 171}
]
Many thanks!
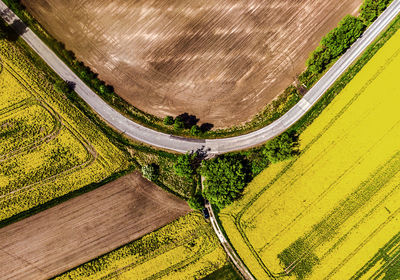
[
  {"left": 0, "top": 172, "right": 190, "bottom": 280},
  {"left": 22, "top": 0, "right": 362, "bottom": 128}
]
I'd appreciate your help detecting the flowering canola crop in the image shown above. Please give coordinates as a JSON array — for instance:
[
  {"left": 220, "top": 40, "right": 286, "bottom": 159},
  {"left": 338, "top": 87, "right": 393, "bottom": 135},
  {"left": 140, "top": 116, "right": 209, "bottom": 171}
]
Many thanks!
[
  {"left": 0, "top": 35, "right": 129, "bottom": 221},
  {"left": 56, "top": 213, "right": 227, "bottom": 280},
  {"left": 220, "top": 29, "right": 400, "bottom": 280}
]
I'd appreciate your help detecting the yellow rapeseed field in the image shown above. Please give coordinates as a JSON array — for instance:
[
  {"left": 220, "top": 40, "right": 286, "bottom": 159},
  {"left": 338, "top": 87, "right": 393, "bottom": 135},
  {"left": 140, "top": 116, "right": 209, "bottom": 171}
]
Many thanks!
[
  {"left": 220, "top": 29, "right": 400, "bottom": 279},
  {"left": 56, "top": 212, "right": 228, "bottom": 280},
  {"left": 0, "top": 35, "right": 129, "bottom": 221}
]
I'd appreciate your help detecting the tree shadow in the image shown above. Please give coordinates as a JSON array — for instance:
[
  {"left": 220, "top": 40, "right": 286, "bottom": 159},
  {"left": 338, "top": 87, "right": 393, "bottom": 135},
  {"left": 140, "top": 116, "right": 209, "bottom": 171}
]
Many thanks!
[
  {"left": 288, "top": 130, "right": 300, "bottom": 156},
  {"left": 8, "top": 19, "right": 27, "bottom": 40},
  {"left": 177, "top": 113, "right": 199, "bottom": 129},
  {"left": 175, "top": 113, "right": 214, "bottom": 133},
  {"left": 66, "top": 80, "right": 76, "bottom": 91},
  {"left": 200, "top": 123, "right": 214, "bottom": 133},
  {"left": 0, "top": 17, "right": 28, "bottom": 41}
]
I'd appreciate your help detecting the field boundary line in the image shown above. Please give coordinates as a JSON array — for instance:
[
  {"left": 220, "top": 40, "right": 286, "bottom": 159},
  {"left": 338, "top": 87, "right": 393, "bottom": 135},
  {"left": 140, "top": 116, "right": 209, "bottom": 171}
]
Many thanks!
[
  {"left": 355, "top": 239, "right": 400, "bottom": 279},
  {"left": 0, "top": 100, "right": 62, "bottom": 161},
  {"left": 0, "top": 97, "right": 35, "bottom": 116},
  {"left": 236, "top": 116, "right": 400, "bottom": 277},
  {"left": 144, "top": 237, "right": 216, "bottom": 280},
  {"left": 350, "top": 232, "right": 400, "bottom": 279},
  {"left": 261, "top": 94, "right": 400, "bottom": 255},
  {"left": 230, "top": 35, "right": 400, "bottom": 277},
  {"left": 0, "top": 60, "right": 99, "bottom": 201},
  {"left": 284, "top": 144, "right": 400, "bottom": 275},
  {"left": 325, "top": 203, "right": 400, "bottom": 279},
  {"left": 1, "top": 1, "right": 399, "bottom": 152},
  {"left": 98, "top": 228, "right": 211, "bottom": 280},
  {"left": 318, "top": 155, "right": 400, "bottom": 264}
]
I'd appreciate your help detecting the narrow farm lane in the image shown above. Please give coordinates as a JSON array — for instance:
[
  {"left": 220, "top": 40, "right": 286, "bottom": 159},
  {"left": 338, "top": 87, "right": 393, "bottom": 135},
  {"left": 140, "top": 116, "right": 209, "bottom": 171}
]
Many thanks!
[
  {"left": 0, "top": 1, "right": 399, "bottom": 154},
  {"left": 206, "top": 202, "right": 255, "bottom": 280},
  {"left": 201, "top": 175, "right": 255, "bottom": 280}
]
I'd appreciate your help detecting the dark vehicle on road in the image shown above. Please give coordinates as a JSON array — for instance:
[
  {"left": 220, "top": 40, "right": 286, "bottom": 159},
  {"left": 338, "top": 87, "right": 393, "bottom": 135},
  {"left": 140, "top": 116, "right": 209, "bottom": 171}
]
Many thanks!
[{"left": 202, "top": 208, "right": 210, "bottom": 219}]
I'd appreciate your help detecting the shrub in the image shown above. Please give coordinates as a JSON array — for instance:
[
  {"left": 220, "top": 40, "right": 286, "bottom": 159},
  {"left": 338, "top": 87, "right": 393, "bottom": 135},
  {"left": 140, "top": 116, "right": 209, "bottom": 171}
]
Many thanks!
[
  {"left": 141, "top": 164, "right": 158, "bottom": 181},
  {"left": 306, "top": 46, "right": 332, "bottom": 74},
  {"left": 188, "top": 194, "right": 205, "bottom": 210},
  {"left": 53, "top": 80, "right": 71, "bottom": 94},
  {"left": 201, "top": 156, "right": 246, "bottom": 208},
  {"left": 307, "top": 16, "right": 365, "bottom": 74},
  {"left": 0, "top": 25, "right": 5, "bottom": 39},
  {"left": 91, "top": 78, "right": 103, "bottom": 89},
  {"left": 190, "top": 125, "right": 201, "bottom": 136},
  {"left": 163, "top": 116, "right": 174, "bottom": 125},
  {"left": 250, "top": 155, "right": 270, "bottom": 177},
  {"left": 322, "top": 16, "right": 365, "bottom": 58},
  {"left": 174, "top": 116, "right": 184, "bottom": 130},
  {"left": 263, "top": 132, "right": 299, "bottom": 163},
  {"left": 174, "top": 153, "right": 197, "bottom": 178}
]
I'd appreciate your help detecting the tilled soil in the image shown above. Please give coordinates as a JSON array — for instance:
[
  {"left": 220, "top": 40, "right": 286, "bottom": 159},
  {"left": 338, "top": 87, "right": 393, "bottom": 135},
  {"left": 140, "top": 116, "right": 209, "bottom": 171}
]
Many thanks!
[
  {"left": 0, "top": 172, "right": 190, "bottom": 280},
  {"left": 22, "top": 0, "right": 363, "bottom": 128}
]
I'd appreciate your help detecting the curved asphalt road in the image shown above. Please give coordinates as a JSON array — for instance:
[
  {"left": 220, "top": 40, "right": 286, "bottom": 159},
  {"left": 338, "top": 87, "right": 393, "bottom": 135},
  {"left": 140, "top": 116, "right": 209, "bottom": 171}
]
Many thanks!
[{"left": 1, "top": 1, "right": 399, "bottom": 155}]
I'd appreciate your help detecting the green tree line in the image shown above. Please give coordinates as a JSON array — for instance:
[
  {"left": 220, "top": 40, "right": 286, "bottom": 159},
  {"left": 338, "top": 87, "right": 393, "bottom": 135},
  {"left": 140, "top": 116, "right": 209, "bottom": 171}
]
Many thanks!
[{"left": 300, "top": 0, "right": 392, "bottom": 86}]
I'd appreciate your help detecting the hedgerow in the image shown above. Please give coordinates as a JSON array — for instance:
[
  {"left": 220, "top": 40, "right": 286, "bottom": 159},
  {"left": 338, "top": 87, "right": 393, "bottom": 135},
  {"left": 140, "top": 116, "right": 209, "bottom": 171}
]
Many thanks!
[{"left": 300, "top": 0, "right": 392, "bottom": 86}]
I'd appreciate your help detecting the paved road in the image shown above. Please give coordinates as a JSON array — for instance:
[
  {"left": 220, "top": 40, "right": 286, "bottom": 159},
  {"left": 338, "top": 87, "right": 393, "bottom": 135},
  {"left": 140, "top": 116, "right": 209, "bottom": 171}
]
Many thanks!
[{"left": 1, "top": 1, "right": 399, "bottom": 155}]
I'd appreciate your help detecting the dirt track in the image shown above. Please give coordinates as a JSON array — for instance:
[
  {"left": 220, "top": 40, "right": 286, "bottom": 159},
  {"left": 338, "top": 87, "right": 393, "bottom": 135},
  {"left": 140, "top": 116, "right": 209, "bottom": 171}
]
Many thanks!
[
  {"left": 22, "top": 0, "right": 362, "bottom": 128},
  {"left": 0, "top": 172, "right": 190, "bottom": 280}
]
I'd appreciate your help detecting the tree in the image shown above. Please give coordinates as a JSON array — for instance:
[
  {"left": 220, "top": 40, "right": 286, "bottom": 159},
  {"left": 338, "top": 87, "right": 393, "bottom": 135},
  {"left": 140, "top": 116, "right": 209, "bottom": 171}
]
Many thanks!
[
  {"left": 360, "top": 0, "right": 392, "bottom": 25},
  {"left": 163, "top": 116, "right": 174, "bottom": 125},
  {"left": 306, "top": 46, "right": 332, "bottom": 74},
  {"left": 249, "top": 154, "right": 270, "bottom": 177},
  {"left": 174, "top": 116, "right": 184, "bottom": 130},
  {"left": 53, "top": 80, "right": 71, "bottom": 94},
  {"left": 141, "top": 164, "right": 158, "bottom": 181},
  {"left": 190, "top": 125, "right": 201, "bottom": 136},
  {"left": 201, "top": 156, "right": 246, "bottom": 208},
  {"left": 306, "top": 15, "right": 365, "bottom": 74},
  {"left": 91, "top": 78, "right": 104, "bottom": 90},
  {"left": 174, "top": 153, "right": 196, "bottom": 178},
  {"left": 187, "top": 194, "right": 204, "bottom": 210},
  {"left": 80, "top": 69, "right": 91, "bottom": 82},
  {"left": 321, "top": 16, "right": 365, "bottom": 59},
  {"left": 263, "top": 132, "right": 299, "bottom": 163}
]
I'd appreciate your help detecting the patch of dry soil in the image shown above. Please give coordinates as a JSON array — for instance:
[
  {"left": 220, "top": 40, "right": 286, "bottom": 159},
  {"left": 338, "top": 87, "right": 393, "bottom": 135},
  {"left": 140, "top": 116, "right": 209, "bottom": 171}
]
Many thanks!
[
  {"left": 22, "top": 0, "right": 363, "bottom": 128},
  {"left": 0, "top": 172, "right": 190, "bottom": 280}
]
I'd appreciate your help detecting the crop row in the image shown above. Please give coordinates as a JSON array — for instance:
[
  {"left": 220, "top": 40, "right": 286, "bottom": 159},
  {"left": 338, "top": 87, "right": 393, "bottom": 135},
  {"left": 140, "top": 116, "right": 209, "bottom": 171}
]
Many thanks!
[
  {"left": 55, "top": 213, "right": 227, "bottom": 280},
  {"left": 219, "top": 17, "right": 400, "bottom": 280},
  {"left": 0, "top": 34, "right": 130, "bottom": 222},
  {"left": 0, "top": 100, "right": 61, "bottom": 159}
]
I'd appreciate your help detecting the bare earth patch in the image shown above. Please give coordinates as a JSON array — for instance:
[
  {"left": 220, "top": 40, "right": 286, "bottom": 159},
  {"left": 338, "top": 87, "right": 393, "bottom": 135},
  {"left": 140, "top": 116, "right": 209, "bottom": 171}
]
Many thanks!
[
  {"left": 0, "top": 172, "right": 190, "bottom": 280},
  {"left": 22, "top": 0, "right": 362, "bottom": 128}
]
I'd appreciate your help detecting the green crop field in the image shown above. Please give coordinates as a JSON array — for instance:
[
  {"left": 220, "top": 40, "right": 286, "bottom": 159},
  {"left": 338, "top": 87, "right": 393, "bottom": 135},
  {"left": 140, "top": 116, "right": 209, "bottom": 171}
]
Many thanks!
[
  {"left": 0, "top": 31, "right": 130, "bottom": 222},
  {"left": 219, "top": 29, "right": 400, "bottom": 279},
  {"left": 55, "top": 212, "right": 229, "bottom": 280}
]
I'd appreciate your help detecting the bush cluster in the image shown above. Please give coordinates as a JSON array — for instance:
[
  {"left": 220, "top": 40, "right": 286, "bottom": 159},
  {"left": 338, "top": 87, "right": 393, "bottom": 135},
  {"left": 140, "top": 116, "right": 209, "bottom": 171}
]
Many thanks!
[
  {"left": 188, "top": 194, "right": 205, "bottom": 210},
  {"left": 163, "top": 115, "right": 202, "bottom": 136},
  {"left": 263, "top": 132, "right": 299, "bottom": 163},
  {"left": 141, "top": 164, "right": 159, "bottom": 181},
  {"left": 201, "top": 156, "right": 247, "bottom": 208},
  {"left": 201, "top": 132, "right": 299, "bottom": 208},
  {"left": 174, "top": 153, "right": 197, "bottom": 179}
]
